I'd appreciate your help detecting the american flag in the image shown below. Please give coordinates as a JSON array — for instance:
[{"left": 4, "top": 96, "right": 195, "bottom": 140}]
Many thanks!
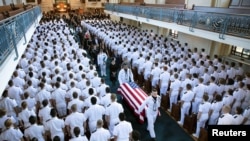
[{"left": 117, "top": 82, "right": 148, "bottom": 124}]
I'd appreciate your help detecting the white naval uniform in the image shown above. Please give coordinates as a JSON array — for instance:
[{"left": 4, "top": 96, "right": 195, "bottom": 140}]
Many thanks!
[
  {"left": 242, "top": 106, "right": 250, "bottom": 125},
  {"left": 105, "top": 101, "right": 124, "bottom": 136},
  {"left": 97, "top": 52, "right": 108, "bottom": 76},
  {"left": 159, "top": 71, "right": 170, "bottom": 96},
  {"left": 45, "top": 117, "right": 65, "bottom": 140},
  {"left": 90, "top": 127, "right": 111, "bottom": 141},
  {"left": 208, "top": 101, "right": 223, "bottom": 125},
  {"left": 24, "top": 124, "right": 45, "bottom": 141},
  {"left": 69, "top": 135, "right": 88, "bottom": 141},
  {"left": 0, "top": 127, "right": 23, "bottom": 141},
  {"left": 139, "top": 95, "right": 161, "bottom": 138},
  {"left": 169, "top": 79, "right": 181, "bottom": 111},
  {"left": 118, "top": 69, "right": 134, "bottom": 85},
  {"left": 85, "top": 104, "right": 105, "bottom": 133},
  {"left": 217, "top": 113, "right": 234, "bottom": 125},
  {"left": 113, "top": 121, "right": 133, "bottom": 141},
  {"left": 232, "top": 114, "right": 244, "bottom": 125},
  {"left": 192, "top": 83, "right": 206, "bottom": 114},
  {"left": 179, "top": 90, "right": 195, "bottom": 125},
  {"left": 194, "top": 101, "right": 211, "bottom": 137},
  {"left": 65, "top": 112, "right": 86, "bottom": 137}
]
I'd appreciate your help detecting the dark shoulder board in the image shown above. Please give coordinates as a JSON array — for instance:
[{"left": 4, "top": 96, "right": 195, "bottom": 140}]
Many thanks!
[
  {"left": 219, "top": 114, "right": 224, "bottom": 118},
  {"left": 46, "top": 119, "right": 51, "bottom": 122},
  {"left": 107, "top": 104, "right": 111, "bottom": 107},
  {"left": 234, "top": 115, "right": 237, "bottom": 118},
  {"left": 92, "top": 130, "right": 96, "bottom": 134},
  {"left": 115, "top": 122, "right": 119, "bottom": 126}
]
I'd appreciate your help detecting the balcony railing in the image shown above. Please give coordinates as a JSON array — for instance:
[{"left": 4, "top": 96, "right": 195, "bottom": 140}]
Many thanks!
[
  {"left": 0, "top": 6, "right": 41, "bottom": 66},
  {"left": 105, "top": 3, "right": 250, "bottom": 40}
]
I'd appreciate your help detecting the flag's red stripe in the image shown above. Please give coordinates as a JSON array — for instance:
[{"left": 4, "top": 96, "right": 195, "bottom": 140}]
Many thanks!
[
  {"left": 117, "top": 83, "right": 148, "bottom": 123},
  {"left": 118, "top": 87, "right": 137, "bottom": 110},
  {"left": 118, "top": 85, "right": 144, "bottom": 123},
  {"left": 122, "top": 84, "right": 142, "bottom": 109},
  {"left": 134, "top": 88, "right": 147, "bottom": 102}
]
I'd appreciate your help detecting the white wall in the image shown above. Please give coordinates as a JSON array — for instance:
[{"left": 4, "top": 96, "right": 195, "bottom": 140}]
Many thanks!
[
  {"left": 178, "top": 32, "right": 212, "bottom": 54},
  {"left": 141, "top": 23, "right": 158, "bottom": 33},
  {"left": 110, "top": 14, "right": 121, "bottom": 22},
  {"left": 144, "top": 0, "right": 155, "bottom": 4},
  {"left": 0, "top": 0, "right": 3, "bottom": 5},
  {"left": 186, "top": 0, "right": 212, "bottom": 9},
  {"left": 156, "top": 0, "right": 164, "bottom": 4}
]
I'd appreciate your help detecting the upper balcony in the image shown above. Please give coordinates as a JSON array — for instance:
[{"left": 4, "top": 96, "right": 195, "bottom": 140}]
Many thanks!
[{"left": 104, "top": 3, "right": 250, "bottom": 49}]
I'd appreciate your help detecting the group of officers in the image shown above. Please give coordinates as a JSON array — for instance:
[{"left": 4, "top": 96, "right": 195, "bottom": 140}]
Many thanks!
[
  {"left": 0, "top": 14, "right": 142, "bottom": 141},
  {"left": 82, "top": 16, "right": 250, "bottom": 140}
]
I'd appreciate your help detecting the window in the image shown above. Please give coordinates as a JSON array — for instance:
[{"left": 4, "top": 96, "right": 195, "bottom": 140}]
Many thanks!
[
  {"left": 231, "top": 46, "right": 250, "bottom": 59},
  {"left": 169, "top": 29, "right": 178, "bottom": 38}
]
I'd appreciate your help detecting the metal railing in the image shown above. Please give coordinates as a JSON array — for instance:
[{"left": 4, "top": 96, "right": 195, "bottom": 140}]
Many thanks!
[
  {"left": 0, "top": 6, "right": 42, "bottom": 66},
  {"left": 105, "top": 3, "right": 250, "bottom": 40}
]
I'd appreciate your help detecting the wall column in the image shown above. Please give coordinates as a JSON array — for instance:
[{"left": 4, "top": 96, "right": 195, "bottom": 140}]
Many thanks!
[
  {"left": 214, "top": 0, "right": 231, "bottom": 7},
  {"left": 156, "top": 0, "right": 164, "bottom": 4}
]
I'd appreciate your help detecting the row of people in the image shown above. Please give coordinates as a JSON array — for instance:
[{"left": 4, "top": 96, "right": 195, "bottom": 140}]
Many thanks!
[{"left": 0, "top": 15, "right": 137, "bottom": 141}]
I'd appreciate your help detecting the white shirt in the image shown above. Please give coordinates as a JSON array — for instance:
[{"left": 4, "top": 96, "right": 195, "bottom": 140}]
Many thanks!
[
  {"left": 118, "top": 69, "right": 134, "bottom": 84},
  {"left": 65, "top": 112, "right": 86, "bottom": 136},
  {"left": 90, "top": 127, "right": 111, "bottom": 141},
  {"left": 217, "top": 113, "right": 234, "bottom": 125},
  {"left": 45, "top": 117, "right": 65, "bottom": 139},
  {"left": 69, "top": 135, "right": 88, "bottom": 141},
  {"left": 85, "top": 104, "right": 105, "bottom": 123},
  {"left": 0, "top": 127, "right": 23, "bottom": 141},
  {"left": 105, "top": 101, "right": 124, "bottom": 122},
  {"left": 113, "top": 121, "right": 133, "bottom": 141},
  {"left": 18, "top": 108, "right": 36, "bottom": 128},
  {"left": 24, "top": 124, "right": 45, "bottom": 141}
]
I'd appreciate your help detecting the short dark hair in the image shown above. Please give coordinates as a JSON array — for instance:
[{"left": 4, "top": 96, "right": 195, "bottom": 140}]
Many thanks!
[
  {"left": 73, "top": 126, "right": 81, "bottom": 137},
  {"left": 91, "top": 96, "right": 97, "bottom": 105},
  {"left": 50, "top": 108, "right": 57, "bottom": 117},
  {"left": 119, "top": 112, "right": 125, "bottom": 121},
  {"left": 29, "top": 115, "right": 37, "bottom": 124},
  {"left": 132, "top": 130, "right": 141, "bottom": 141}
]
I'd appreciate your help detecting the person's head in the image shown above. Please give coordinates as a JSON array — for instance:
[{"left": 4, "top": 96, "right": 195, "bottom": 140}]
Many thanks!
[
  {"left": 235, "top": 106, "right": 243, "bottom": 115},
  {"left": 151, "top": 88, "right": 158, "bottom": 97},
  {"left": 21, "top": 101, "right": 28, "bottom": 109},
  {"left": 73, "top": 92, "right": 78, "bottom": 99},
  {"left": 91, "top": 96, "right": 97, "bottom": 105},
  {"left": 89, "top": 88, "right": 94, "bottom": 95},
  {"left": 186, "top": 83, "right": 192, "bottom": 90},
  {"left": 42, "top": 99, "right": 49, "bottom": 107},
  {"left": 50, "top": 108, "right": 57, "bottom": 117},
  {"left": 119, "top": 112, "right": 125, "bottom": 121},
  {"left": 0, "top": 108, "right": 7, "bottom": 117},
  {"left": 29, "top": 115, "right": 37, "bottom": 125},
  {"left": 105, "top": 87, "right": 110, "bottom": 93},
  {"left": 4, "top": 118, "right": 12, "bottom": 129},
  {"left": 123, "top": 63, "right": 128, "bottom": 71},
  {"left": 131, "top": 130, "right": 141, "bottom": 141},
  {"left": 202, "top": 94, "right": 209, "bottom": 102},
  {"left": 71, "top": 104, "right": 77, "bottom": 112},
  {"left": 111, "top": 93, "right": 117, "bottom": 102},
  {"left": 53, "top": 136, "right": 60, "bottom": 141},
  {"left": 73, "top": 126, "right": 81, "bottom": 137},
  {"left": 96, "top": 119, "right": 104, "bottom": 128},
  {"left": 222, "top": 105, "right": 231, "bottom": 114}
]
